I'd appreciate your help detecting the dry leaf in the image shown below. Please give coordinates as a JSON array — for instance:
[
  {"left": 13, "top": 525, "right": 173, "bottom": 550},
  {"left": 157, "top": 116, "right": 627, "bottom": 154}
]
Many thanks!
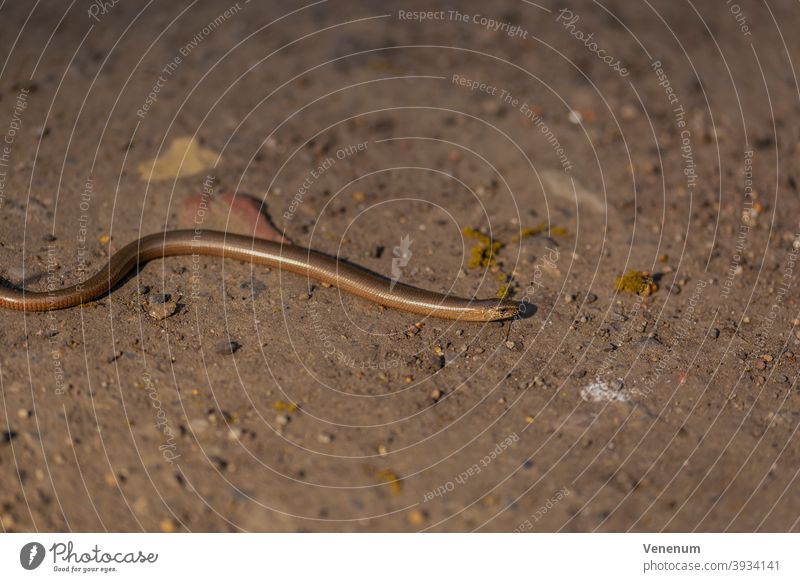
[{"left": 138, "top": 137, "right": 218, "bottom": 181}]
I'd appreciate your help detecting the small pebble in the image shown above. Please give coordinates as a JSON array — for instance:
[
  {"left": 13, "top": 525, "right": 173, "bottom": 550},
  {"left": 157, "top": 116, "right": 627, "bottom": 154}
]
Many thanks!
[
  {"left": 210, "top": 456, "right": 229, "bottom": 471},
  {"left": 586, "top": 292, "right": 598, "bottom": 303},
  {"left": 505, "top": 340, "right": 516, "bottom": 349},
  {"left": 148, "top": 303, "right": 178, "bottom": 320},
  {"left": 481, "top": 99, "right": 501, "bottom": 116},
  {"left": 755, "top": 359, "right": 767, "bottom": 370},
  {"left": 778, "top": 375, "right": 790, "bottom": 384},
  {"left": 16, "top": 409, "right": 30, "bottom": 419},
  {"left": 711, "top": 328, "right": 720, "bottom": 338},
  {"left": 317, "top": 432, "right": 333, "bottom": 444},
  {"left": 405, "top": 325, "right": 422, "bottom": 338},
  {"left": 132, "top": 498, "right": 148, "bottom": 513},
  {"left": 636, "top": 336, "right": 662, "bottom": 348},
  {"left": 408, "top": 509, "right": 428, "bottom": 526},
  {"left": 216, "top": 340, "right": 241, "bottom": 355},
  {"left": 189, "top": 418, "right": 209, "bottom": 433},
  {"left": 146, "top": 293, "right": 179, "bottom": 320},
  {"left": 275, "top": 414, "right": 289, "bottom": 426},
  {"left": 620, "top": 104, "right": 638, "bottom": 120},
  {"left": 428, "top": 354, "right": 447, "bottom": 370}
]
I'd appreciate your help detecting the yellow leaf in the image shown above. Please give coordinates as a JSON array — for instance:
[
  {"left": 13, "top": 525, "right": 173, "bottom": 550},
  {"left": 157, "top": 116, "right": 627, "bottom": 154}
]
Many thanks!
[{"left": 138, "top": 137, "right": 218, "bottom": 181}]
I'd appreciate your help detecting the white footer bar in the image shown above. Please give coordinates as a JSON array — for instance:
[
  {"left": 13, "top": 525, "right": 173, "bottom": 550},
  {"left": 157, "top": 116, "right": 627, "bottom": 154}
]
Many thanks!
[{"left": 1, "top": 533, "right": 796, "bottom": 581}]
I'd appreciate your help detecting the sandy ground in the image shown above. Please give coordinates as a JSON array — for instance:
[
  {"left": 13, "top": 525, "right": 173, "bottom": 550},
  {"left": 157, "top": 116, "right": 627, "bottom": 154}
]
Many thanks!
[{"left": 1, "top": 0, "right": 800, "bottom": 532}]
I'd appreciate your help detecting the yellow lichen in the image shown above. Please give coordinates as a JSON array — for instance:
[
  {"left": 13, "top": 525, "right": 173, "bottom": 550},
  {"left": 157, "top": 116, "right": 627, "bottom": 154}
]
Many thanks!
[
  {"left": 513, "top": 225, "right": 545, "bottom": 240},
  {"left": 464, "top": 227, "right": 504, "bottom": 269},
  {"left": 375, "top": 469, "right": 403, "bottom": 496},
  {"left": 495, "top": 273, "right": 517, "bottom": 299},
  {"left": 272, "top": 400, "right": 298, "bottom": 413},
  {"left": 513, "top": 222, "right": 568, "bottom": 241},
  {"left": 615, "top": 270, "right": 657, "bottom": 296}
]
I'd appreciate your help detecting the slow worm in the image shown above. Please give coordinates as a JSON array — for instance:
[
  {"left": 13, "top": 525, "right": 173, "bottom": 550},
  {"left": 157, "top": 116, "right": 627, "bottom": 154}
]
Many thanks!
[{"left": 0, "top": 230, "right": 520, "bottom": 321}]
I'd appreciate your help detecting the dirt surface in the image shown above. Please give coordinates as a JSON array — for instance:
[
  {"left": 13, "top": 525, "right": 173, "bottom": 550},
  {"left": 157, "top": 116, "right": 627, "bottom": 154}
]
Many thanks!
[{"left": 1, "top": 0, "right": 800, "bottom": 532}]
